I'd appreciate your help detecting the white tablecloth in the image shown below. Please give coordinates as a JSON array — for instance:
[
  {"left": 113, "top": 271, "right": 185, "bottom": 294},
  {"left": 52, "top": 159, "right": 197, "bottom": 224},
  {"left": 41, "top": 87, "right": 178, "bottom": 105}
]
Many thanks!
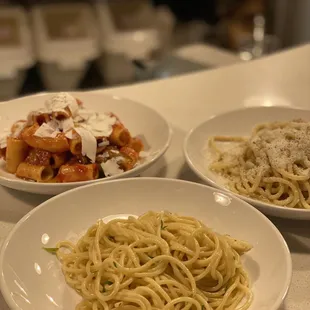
[{"left": 1, "top": 44, "right": 310, "bottom": 309}]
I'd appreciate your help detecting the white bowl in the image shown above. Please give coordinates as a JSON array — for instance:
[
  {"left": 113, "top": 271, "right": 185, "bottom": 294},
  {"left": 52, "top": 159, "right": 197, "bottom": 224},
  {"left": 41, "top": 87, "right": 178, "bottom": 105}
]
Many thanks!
[
  {"left": 0, "top": 178, "right": 291, "bottom": 310},
  {"left": 184, "top": 106, "right": 310, "bottom": 220},
  {"left": 0, "top": 92, "right": 172, "bottom": 195}
]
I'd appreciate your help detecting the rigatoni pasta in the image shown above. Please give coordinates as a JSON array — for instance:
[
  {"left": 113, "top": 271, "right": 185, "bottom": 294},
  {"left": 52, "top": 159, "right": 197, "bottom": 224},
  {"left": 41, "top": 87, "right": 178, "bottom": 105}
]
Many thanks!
[
  {"left": 69, "top": 136, "right": 82, "bottom": 155},
  {"left": 6, "top": 137, "right": 29, "bottom": 173},
  {"left": 21, "top": 123, "right": 70, "bottom": 153},
  {"left": 57, "top": 164, "right": 99, "bottom": 182},
  {"left": 16, "top": 163, "right": 54, "bottom": 182},
  {"left": 0, "top": 92, "right": 148, "bottom": 183},
  {"left": 128, "top": 136, "right": 144, "bottom": 153},
  {"left": 50, "top": 153, "right": 67, "bottom": 169},
  {"left": 109, "top": 123, "right": 131, "bottom": 146}
]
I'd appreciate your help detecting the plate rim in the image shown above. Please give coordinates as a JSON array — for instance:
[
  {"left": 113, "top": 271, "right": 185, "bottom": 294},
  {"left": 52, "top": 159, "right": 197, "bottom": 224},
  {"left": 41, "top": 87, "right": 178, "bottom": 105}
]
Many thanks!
[
  {"left": 183, "top": 105, "right": 310, "bottom": 217},
  {"left": 0, "top": 92, "right": 173, "bottom": 190},
  {"left": 0, "top": 177, "right": 292, "bottom": 310}
]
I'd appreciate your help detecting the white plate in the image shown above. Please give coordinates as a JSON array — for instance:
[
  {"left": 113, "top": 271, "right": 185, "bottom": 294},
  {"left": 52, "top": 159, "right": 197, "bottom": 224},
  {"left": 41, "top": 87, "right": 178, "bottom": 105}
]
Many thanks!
[
  {"left": 0, "top": 178, "right": 291, "bottom": 310},
  {"left": 0, "top": 92, "right": 172, "bottom": 195},
  {"left": 184, "top": 106, "right": 310, "bottom": 220}
]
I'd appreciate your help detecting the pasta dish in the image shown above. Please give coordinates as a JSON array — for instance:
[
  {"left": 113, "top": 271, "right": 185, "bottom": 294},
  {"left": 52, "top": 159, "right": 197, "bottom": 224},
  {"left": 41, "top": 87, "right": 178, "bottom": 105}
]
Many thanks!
[
  {"left": 0, "top": 92, "right": 146, "bottom": 183},
  {"left": 209, "top": 120, "right": 310, "bottom": 209},
  {"left": 50, "top": 211, "right": 253, "bottom": 310}
]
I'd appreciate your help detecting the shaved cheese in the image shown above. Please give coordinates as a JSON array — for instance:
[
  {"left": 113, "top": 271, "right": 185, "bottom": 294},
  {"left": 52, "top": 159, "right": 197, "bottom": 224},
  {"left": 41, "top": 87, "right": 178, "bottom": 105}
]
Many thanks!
[
  {"left": 90, "top": 113, "right": 116, "bottom": 135},
  {"left": 12, "top": 121, "right": 27, "bottom": 138},
  {"left": 65, "top": 129, "right": 78, "bottom": 140},
  {"left": 46, "top": 119, "right": 58, "bottom": 130},
  {"left": 0, "top": 135, "right": 8, "bottom": 149},
  {"left": 34, "top": 123, "right": 60, "bottom": 138},
  {"left": 79, "top": 112, "right": 116, "bottom": 137},
  {"left": 98, "top": 139, "right": 110, "bottom": 148},
  {"left": 101, "top": 158, "right": 123, "bottom": 176},
  {"left": 45, "top": 92, "right": 78, "bottom": 117},
  {"left": 65, "top": 130, "right": 74, "bottom": 139},
  {"left": 50, "top": 131, "right": 59, "bottom": 138},
  {"left": 60, "top": 118, "right": 74, "bottom": 132},
  {"left": 0, "top": 128, "right": 10, "bottom": 148},
  {"left": 26, "top": 109, "right": 47, "bottom": 125},
  {"left": 74, "top": 127, "right": 97, "bottom": 162},
  {"left": 66, "top": 97, "right": 79, "bottom": 116},
  {"left": 46, "top": 117, "right": 74, "bottom": 133},
  {"left": 73, "top": 115, "right": 83, "bottom": 123},
  {"left": 97, "top": 152, "right": 109, "bottom": 160},
  {"left": 139, "top": 151, "right": 150, "bottom": 158},
  {"left": 115, "top": 156, "right": 124, "bottom": 162},
  {"left": 76, "top": 109, "right": 96, "bottom": 121},
  {"left": 74, "top": 108, "right": 116, "bottom": 137}
]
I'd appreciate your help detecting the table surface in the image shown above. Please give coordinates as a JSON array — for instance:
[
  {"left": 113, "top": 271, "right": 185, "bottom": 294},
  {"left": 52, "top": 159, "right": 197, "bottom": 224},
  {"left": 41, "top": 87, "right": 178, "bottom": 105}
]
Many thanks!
[{"left": 1, "top": 43, "right": 310, "bottom": 309}]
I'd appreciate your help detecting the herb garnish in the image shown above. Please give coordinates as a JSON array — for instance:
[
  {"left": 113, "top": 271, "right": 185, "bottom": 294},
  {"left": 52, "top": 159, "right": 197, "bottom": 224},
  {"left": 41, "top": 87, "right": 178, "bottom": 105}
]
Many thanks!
[
  {"left": 103, "top": 280, "right": 113, "bottom": 286},
  {"left": 43, "top": 247, "right": 59, "bottom": 254},
  {"left": 160, "top": 220, "right": 167, "bottom": 230},
  {"left": 102, "top": 280, "right": 113, "bottom": 292}
]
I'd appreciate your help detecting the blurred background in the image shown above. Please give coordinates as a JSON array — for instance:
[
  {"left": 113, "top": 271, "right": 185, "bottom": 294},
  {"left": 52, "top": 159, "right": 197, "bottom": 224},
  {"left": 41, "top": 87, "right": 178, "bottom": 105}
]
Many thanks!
[{"left": 0, "top": 0, "right": 309, "bottom": 100}]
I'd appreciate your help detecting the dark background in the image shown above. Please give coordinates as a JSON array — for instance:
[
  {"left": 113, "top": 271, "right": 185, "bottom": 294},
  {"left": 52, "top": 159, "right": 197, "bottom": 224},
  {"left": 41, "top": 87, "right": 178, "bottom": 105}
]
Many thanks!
[
  {"left": 1, "top": 0, "right": 271, "bottom": 97},
  {"left": 7, "top": 0, "right": 223, "bottom": 96},
  {"left": 2, "top": 0, "right": 219, "bottom": 23}
]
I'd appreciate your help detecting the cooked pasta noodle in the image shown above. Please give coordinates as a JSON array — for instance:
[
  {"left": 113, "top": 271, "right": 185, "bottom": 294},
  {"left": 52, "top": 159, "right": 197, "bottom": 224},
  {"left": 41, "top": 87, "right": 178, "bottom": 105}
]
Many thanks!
[
  {"left": 209, "top": 120, "right": 310, "bottom": 209},
  {"left": 55, "top": 211, "right": 253, "bottom": 310},
  {"left": 0, "top": 92, "right": 148, "bottom": 182}
]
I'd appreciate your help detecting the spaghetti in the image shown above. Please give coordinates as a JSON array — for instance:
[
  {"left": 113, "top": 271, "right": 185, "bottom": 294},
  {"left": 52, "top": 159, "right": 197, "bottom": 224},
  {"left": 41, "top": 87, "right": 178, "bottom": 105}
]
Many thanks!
[
  {"left": 209, "top": 120, "right": 310, "bottom": 209},
  {"left": 55, "top": 211, "right": 253, "bottom": 310}
]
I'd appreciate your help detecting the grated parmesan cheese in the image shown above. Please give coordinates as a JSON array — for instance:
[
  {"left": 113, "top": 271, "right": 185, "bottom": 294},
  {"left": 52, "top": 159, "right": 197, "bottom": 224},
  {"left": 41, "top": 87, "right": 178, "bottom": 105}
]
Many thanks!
[
  {"left": 250, "top": 122, "right": 310, "bottom": 171},
  {"left": 212, "top": 120, "right": 310, "bottom": 181}
]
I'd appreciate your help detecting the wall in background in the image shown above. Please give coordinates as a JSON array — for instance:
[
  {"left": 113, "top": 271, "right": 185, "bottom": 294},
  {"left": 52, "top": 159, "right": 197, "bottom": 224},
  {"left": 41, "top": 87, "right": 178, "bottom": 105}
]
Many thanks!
[{"left": 273, "top": 0, "right": 310, "bottom": 47}]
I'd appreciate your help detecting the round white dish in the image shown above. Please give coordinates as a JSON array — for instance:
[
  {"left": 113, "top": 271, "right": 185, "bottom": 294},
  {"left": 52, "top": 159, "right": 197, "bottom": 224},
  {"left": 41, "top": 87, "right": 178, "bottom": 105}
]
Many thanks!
[
  {"left": 184, "top": 106, "right": 310, "bottom": 220},
  {"left": 0, "top": 92, "right": 172, "bottom": 195},
  {"left": 0, "top": 178, "right": 291, "bottom": 310}
]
